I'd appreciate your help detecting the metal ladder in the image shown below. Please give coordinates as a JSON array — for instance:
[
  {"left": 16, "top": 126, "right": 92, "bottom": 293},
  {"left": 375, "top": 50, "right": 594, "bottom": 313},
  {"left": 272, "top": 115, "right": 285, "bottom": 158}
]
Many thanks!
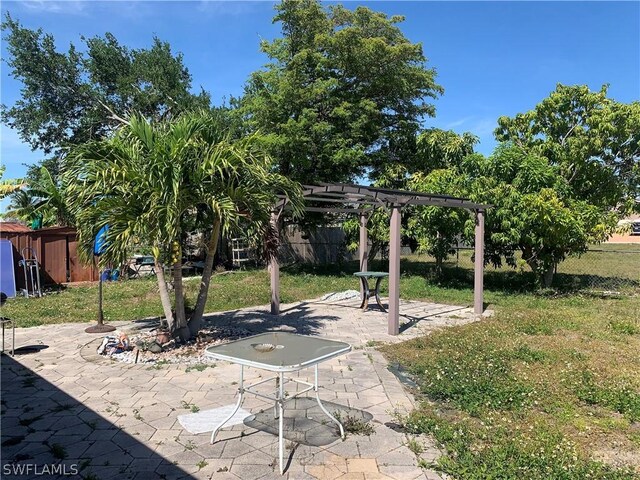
[
  {"left": 19, "top": 247, "right": 42, "bottom": 298},
  {"left": 231, "top": 237, "right": 251, "bottom": 268}
]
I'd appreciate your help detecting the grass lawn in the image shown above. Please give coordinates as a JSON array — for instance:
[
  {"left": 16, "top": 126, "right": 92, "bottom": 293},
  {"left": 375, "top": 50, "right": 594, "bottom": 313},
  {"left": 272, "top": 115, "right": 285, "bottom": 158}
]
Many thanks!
[
  {"left": 3, "top": 255, "right": 639, "bottom": 477},
  {"left": 380, "top": 254, "right": 640, "bottom": 478}
]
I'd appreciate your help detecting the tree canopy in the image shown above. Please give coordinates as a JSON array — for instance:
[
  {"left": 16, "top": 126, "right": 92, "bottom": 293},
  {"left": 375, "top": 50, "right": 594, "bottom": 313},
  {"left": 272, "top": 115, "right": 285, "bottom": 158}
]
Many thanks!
[
  {"left": 495, "top": 84, "right": 640, "bottom": 212},
  {"left": 240, "top": 0, "right": 443, "bottom": 184},
  {"left": 1, "top": 13, "right": 211, "bottom": 180}
]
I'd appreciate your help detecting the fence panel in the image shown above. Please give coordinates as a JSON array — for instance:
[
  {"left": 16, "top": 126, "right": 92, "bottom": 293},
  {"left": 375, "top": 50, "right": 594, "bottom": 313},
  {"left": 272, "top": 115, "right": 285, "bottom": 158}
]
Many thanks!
[{"left": 555, "top": 245, "right": 639, "bottom": 293}]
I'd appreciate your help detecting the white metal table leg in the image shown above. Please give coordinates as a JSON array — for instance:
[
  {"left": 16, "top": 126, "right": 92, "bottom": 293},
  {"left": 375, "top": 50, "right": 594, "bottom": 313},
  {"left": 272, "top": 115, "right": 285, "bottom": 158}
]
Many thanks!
[
  {"left": 278, "top": 371, "right": 284, "bottom": 474},
  {"left": 274, "top": 375, "right": 279, "bottom": 419},
  {"left": 211, "top": 365, "right": 244, "bottom": 444},
  {"left": 313, "top": 364, "right": 345, "bottom": 439}
]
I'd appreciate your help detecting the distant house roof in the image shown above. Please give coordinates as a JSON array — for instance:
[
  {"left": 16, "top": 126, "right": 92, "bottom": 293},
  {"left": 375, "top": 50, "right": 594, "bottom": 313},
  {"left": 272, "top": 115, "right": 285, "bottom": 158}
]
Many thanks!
[
  {"left": 618, "top": 214, "right": 640, "bottom": 225},
  {"left": 0, "top": 222, "right": 32, "bottom": 233}
]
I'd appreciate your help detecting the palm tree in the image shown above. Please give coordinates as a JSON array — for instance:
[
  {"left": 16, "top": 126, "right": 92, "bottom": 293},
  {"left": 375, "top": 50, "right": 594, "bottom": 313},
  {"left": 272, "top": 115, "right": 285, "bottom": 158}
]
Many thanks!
[
  {"left": 4, "top": 167, "right": 73, "bottom": 227},
  {"left": 65, "top": 111, "right": 302, "bottom": 340},
  {"left": 0, "top": 166, "right": 25, "bottom": 199},
  {"left": 4, "top": 189, "right": 35, "bottom": 221}
]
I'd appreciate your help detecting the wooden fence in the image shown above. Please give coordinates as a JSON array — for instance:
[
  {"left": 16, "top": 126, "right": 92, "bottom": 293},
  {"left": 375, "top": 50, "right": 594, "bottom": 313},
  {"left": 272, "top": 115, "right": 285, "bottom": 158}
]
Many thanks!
[{"left": 0, "top": 226, "right": 97, "bottom": 287}]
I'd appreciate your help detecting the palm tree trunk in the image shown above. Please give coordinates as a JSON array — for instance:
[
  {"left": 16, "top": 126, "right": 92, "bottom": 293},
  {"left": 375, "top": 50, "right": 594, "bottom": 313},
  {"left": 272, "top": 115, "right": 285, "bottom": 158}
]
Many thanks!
[
  {"left": 188, "top": 219, "right": 221, "bottom": 338},
  {"left": 154, "top": 257, "right": 175, "bottom": 329},
  {"left": 173, "top": 256, "right": 190, "bottom": 341}
]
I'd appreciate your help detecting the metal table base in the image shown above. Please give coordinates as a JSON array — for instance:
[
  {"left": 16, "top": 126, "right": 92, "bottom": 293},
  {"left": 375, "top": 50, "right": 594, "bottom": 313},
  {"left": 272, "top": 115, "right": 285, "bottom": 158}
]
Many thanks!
[
  {"left": 356, "top": 274, "right": 388, "bottom": 312},
  {"left": 210, "top": 363, "right": 345, "bottom": 475}
]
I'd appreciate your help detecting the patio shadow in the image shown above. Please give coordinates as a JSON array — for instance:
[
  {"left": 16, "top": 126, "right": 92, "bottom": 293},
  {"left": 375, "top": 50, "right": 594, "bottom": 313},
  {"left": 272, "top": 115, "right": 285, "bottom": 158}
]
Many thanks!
[
  {"left": 243, "top": 397, "right": 373, "bottom": 447},
  {"left": 0, "top": 354, "right": 191, "bottom": 479},
  {"left": 201, "top": 303, "right": 340, "bottom": 337}
]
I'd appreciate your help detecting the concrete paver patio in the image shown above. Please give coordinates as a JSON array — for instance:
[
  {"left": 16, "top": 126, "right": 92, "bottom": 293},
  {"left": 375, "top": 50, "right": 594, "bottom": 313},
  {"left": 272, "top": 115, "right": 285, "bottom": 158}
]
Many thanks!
[{"left": 1, "top": 296, "right": 480, "bottom": 479}]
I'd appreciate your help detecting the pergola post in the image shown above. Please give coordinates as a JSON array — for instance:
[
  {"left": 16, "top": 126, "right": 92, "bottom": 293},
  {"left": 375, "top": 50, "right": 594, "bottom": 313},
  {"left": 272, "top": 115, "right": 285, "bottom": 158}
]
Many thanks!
[
  {"left": 359, "top": 213, "right": 368, "bottom": 297},
  {"left": 270, "top": 212, "right": 280, "bottom": 315},
  {"left": 474, "top": 209, "right": 485, "bottom": 317},
  {"left": 388, "top": 205, "right": 401, "bottom": 335}
]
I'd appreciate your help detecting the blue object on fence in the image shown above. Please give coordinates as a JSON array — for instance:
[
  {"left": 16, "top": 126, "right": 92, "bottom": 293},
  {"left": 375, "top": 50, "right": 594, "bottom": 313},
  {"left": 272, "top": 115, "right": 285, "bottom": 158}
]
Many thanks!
[
  {"left": 0, "top": 240, "right": 17, "bottom": 298},
  {"left": 100, "top": 269, "right": 112, "bottom": 282},
  {"left": 94, "top": 225, "right": 109, "bottom": 256}
]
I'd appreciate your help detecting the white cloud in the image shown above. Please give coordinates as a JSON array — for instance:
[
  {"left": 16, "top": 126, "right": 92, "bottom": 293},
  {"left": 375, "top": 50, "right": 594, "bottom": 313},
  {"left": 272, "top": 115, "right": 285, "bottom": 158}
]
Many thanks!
[
  {"left": 444, "top": 116, "right": 474, "bottom": 129},
  {"left": 19, "top": 0, "right": 88, "bottom": 15},
  {"left": 470, "top": 117, "right": 497, "bottom": 137}
]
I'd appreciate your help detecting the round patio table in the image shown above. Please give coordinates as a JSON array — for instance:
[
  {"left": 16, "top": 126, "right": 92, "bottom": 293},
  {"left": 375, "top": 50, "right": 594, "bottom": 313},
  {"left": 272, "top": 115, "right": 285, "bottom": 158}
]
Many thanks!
[{"left": 353, "top": 271, "right": 388, "bottom": 312}]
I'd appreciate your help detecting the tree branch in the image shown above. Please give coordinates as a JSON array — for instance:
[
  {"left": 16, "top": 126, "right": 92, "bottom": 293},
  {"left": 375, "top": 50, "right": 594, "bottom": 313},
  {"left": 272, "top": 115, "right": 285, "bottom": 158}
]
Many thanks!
[{"left": 98, "top": 100, "right": 130, "bottom": 126}]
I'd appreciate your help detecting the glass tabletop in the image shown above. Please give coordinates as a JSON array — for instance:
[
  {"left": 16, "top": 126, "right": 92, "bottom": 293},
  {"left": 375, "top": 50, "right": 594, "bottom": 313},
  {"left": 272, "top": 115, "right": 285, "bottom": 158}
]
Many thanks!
[
  {"left": 204, "top": 332, "right": 351, "bottom": 372},
  {"left": 353, "top": 271, "right": 389, "bottom": 278}
]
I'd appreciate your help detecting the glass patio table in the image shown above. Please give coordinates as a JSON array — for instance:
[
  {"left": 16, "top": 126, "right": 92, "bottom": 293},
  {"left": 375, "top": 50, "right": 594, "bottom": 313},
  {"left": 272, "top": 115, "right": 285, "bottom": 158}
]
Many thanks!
[{"left": 204, "top": 332, "right": 351, "bottom": 474}]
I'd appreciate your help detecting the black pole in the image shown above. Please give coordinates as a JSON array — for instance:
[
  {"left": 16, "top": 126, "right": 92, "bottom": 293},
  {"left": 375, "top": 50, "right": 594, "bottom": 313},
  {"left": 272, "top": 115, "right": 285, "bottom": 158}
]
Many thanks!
[
  {"left": 85, "top": 259, "right": 115, "bottom": 334},
  {"left": 97, "top": 272, "right": 104, "bottom": 324}
]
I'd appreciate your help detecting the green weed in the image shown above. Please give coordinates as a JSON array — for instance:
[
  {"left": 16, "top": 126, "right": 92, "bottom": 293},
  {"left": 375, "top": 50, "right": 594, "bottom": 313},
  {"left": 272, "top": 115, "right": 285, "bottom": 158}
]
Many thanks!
[
  {"left": 609, "top": 319, "right": 639, "bottom": 335},
  {"left": 574, "top": 371, "right": 640, "bottom": 422},
  {"left": 48, "top": 443, "right": 67, "bottom": 460},
  {"left": 185, "top": 363, "right": 215, "bottom": 373}
]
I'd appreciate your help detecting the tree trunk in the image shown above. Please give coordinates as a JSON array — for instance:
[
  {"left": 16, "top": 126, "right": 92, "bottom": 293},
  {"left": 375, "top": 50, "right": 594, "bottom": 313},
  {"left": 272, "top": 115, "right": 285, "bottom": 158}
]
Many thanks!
[
  {"left": 154, "top": 257, "right": 175, "bottom": 330},
  {"left": 188, "top": 219, "right": 221, "bottom": 338},
  {"left": 435, "top": 255, "right": 444, "bottom": 276},
  {"left": 172, "top": 255, "right": 190, "bottom": 341},
  {"left": 542, "top": 263, "right": 555, "bottom": 288}
]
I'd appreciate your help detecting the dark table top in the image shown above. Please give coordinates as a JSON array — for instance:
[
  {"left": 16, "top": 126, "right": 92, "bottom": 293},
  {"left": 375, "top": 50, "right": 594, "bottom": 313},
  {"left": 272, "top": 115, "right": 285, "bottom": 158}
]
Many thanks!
[{"left": 353, "top": 271, "right": 389, "bottom": 278}]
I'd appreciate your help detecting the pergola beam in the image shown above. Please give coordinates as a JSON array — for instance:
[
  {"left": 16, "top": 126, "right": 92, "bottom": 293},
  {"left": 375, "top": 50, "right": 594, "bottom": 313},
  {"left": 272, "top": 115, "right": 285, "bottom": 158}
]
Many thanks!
[
  {"left": 298, "top": 207, "right": 372, "bottom": 214},
  {"left": 304, "top": 196, "right": 380, "bottom": 206}
]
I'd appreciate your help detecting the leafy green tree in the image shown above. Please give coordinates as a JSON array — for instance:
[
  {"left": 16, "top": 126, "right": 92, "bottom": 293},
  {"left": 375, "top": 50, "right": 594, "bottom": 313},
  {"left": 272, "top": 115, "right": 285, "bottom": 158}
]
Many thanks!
[
  {"left": 240, "top": 0, "right": 443, "bottom": 183},
  {"left": 495, "top": 84, "right": 640, "bottom": 212},
  {"left": 5, "top": 167, "right": 73, "bottom": 227},
  {"left": 466, "top": 146, "right": 616, "bottom": 286},
  {"left": 1, "top": 13, "right": 211, "bottom": 181},
  {"left": 408, "top": 146, "right": 617, "bottom": 287},
  {"left": 343, "top": 207, "right": 392, "bottom": 263},
  {"left": 407, "top": 169, "right": 471, "bottom": 274},
  {"left": 404, "top": 86, "right": 638, "bottom": 287},
  {"left": 65, "top": 112, "right": 302, "bottom": 340},
  {"left": 342, "top": 129, "right": 476, "bottom": 265},
  {"left": 414, "top": 128, "right": 478, "bottom": 171}
]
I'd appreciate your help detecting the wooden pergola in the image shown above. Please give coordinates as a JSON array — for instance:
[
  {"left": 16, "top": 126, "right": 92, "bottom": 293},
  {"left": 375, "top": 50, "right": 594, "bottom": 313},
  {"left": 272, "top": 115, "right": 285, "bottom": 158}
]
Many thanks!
[{"left": 270, "top": 183, "right": 490, "bottom": 335}]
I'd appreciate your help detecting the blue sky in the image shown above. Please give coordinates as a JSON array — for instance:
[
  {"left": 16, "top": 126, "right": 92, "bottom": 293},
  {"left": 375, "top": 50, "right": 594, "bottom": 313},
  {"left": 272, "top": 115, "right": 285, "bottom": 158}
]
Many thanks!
[{"left": 1, "top": 0, "right": 639, "bottom": 186}]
